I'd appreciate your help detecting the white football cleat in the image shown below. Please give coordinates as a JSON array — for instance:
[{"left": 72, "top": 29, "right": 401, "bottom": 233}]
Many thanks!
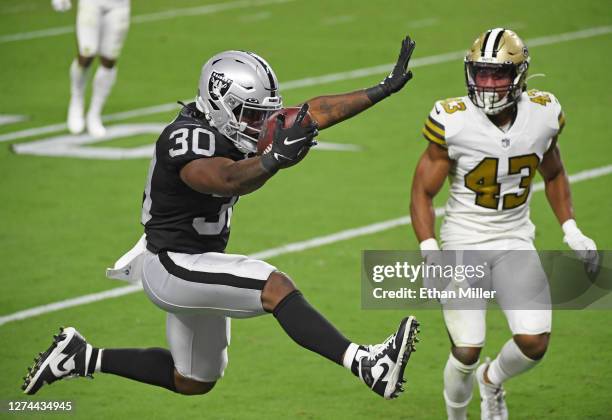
[
  {"left": 67, "top": 96, "right": 85, "bottom": 134},
  {"left": 358, "top": 316, "right": 419, "bottom": 399},
  {"left": 477, "top": 359, "right": 508, "bottom": 420},
  {"left": 86, "top": 112, "right": 106, "bottom": 138}
]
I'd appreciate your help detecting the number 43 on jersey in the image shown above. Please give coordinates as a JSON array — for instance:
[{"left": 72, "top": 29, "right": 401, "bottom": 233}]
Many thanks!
[{"left": 464, "top": 154, "right": 540, "bottom": 210}]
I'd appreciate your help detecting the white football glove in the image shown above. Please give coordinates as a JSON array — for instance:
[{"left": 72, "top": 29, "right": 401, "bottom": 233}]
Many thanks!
[
  {"left": 51, "top": 0, "right": 71, "bottom": 12},
  {"left": 562, "top": 219, "right": 599, "bottom": 273},
  {"left": 420, "top": 238, "right": 442, "bottom": 291}
]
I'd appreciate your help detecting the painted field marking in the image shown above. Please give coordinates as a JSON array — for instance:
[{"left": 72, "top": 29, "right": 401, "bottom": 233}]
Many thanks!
[{"left": 1, "top": 25, "right": 610, "bottom": 143}]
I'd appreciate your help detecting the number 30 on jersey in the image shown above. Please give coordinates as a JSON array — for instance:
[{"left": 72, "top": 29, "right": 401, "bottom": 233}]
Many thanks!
[{"left": 169, "top": 127, "right": 216, "bottom": 157}]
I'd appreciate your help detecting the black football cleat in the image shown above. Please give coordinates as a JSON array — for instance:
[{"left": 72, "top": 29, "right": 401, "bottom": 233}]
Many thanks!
[
  {"left": 358, "top": 316, "right": 420, "bottom": 399},
  {"left": 22, "top": 327, "right": 92, "bottom": 395}
]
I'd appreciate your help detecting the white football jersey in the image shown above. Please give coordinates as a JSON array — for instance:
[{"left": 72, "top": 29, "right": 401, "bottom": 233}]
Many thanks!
[{"left": 421, "top": 90, "right": 566, "bottom": 246}]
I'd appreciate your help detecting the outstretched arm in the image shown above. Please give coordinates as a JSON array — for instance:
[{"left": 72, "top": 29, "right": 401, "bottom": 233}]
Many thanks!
[
  {"left": 303, "top": 36, "right": 416, "bottom": 129},
  {"left": 306, "top": 90, "right": 373, "bottom": 130}
]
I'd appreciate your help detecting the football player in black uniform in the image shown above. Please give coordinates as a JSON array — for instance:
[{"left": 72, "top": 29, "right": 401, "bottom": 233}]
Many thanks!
[{"left": 23, "top": 38, "right": 420, "bottom": 400}]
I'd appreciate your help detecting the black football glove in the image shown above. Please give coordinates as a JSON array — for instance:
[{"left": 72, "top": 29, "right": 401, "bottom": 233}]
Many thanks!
[
  {"left": 260, "top": 103, "right": 318, "bottom": 173},
  {"left": 366, "top": 35, "right": 416, "bottom": 103}
]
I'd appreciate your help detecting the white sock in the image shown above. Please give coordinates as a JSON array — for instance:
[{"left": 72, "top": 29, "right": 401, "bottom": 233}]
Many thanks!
[
  {"left": 487, "top": 339, "right": 539, "bottom": 386},
  {"left": 88, "top": 66, "right": 117, "bottom": 117},
  {"left": 342, "top": 343, "right": 360, "bottom": 370},
  {"left": 444, "top": 353, "right": 478, "bottom": 420},
  {"left": 95, "top": 349, "right": 103, "bottom": 373},
  {"left": 70, "top": 59, "right": 89, "bottom": 102},
  {"left": 342, "top": 343, "right": 369, "bottom": 377}
]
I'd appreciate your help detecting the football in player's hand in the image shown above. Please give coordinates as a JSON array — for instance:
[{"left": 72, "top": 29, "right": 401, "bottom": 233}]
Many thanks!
[{"left": 257, "top": 107, "right": 314, "bottom": 155}]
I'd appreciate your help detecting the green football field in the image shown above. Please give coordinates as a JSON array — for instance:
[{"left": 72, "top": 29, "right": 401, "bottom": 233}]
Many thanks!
[{"left": 1, "top": 0, "right": 611, "bottom": 418}]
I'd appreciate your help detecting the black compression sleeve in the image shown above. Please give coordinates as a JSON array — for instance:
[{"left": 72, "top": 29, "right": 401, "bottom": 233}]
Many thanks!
[
  {"left": 273, "top": 290, "right": 351, "bottom": 366},
  {"left": 101, "top": 348, "right": 177, "bottom": 392}
]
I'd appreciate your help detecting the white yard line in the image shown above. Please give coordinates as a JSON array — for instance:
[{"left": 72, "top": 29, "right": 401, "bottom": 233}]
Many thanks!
[
  {"left": 0, "top": 0, "right": 295, "bottom": 43},
  {"left": 1, "top": 164, "right": 611, "bottom": 327},
  {"left": 1, "top": 25, "right": 611, "bottom": 143},
  {"left": 0, "top": 114, "right": 27, "bottom": 126}
]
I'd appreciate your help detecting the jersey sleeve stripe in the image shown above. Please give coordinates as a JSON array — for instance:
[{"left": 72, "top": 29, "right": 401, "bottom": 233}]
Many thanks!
[
  {"left": 427, "top": 115, "right": 445, "bottom": 132},
  {"left": 422, "top": 127, "right": 447, "bottom": 147},
  {"left": 425, "top": 120, "right": 445, "bottom": 139},
  {"left": 424, "top": 121, "right": 445, "bottom": 141}
]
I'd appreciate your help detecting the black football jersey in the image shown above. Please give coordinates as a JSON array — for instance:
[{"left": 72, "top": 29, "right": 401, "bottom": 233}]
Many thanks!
[{"left": 142, "top": 103, "right": 247, "bottom": 254}]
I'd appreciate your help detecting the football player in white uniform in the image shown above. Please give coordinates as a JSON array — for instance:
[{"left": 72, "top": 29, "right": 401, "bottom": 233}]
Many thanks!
[
  {"left": 51, "top": 0, "right": 130, "bottom": 137},
  {"left": 23, "top": 39, "right": 422, "bottom": 400},
  {"left": 410, "top": 28, "right": 598, "bottom": 419}
]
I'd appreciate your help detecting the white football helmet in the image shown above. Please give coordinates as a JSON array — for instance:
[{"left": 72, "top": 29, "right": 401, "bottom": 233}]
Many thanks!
[
  {"left": 464, "top": 28, "right": 530, "bottom": 115},
  {"left": 196, "top": 50, "right": 283, "bottom": 153}
]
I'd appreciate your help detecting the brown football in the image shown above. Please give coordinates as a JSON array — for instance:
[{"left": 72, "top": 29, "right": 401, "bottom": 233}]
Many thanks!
[{"left": 257, "top": 107, "right": 314, "bottom": 155}]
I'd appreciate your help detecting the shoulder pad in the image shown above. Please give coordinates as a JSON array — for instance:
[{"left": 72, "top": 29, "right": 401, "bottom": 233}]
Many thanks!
[{"left": 525, "top": 89, "right": 565, "bottom": 135}]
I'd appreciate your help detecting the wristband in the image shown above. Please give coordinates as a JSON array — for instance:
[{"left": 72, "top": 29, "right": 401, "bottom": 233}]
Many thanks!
[
  {"left": 419, "top": 238, "right": 440, "bottom": 251},
  {"left": 365, "top": 85, "right": 389, "bottom": 104},
  {"left": 561, "top": 219, "right": 580, "bottom": 236},
  {"left": 259, "top": 154, "right": 279, "bottom": 175}
]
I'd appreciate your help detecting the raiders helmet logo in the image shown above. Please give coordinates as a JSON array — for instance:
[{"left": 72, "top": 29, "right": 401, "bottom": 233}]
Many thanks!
[{"left": 209, "top": 71, "right": 232, "bottom": 100}]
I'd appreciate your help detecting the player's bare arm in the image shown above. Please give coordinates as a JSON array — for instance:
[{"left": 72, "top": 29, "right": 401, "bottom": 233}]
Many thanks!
[
  {"left": 304, "top": 36, "right": 415, "bottom": 130},
  {"left": 538, "top": 138, "right": 574, "bottom": 224},
  {"left": 305, "top": 90, "right": 373, "bottom": 129},
  {"left": 539, "top": 138, "right": 598, "bottom": 269},
  {"left": 181, "top": 104, "right": 317, "bottom": 196},
  {"left": 410, "top": 143, "right": 451, "bottom": 243},
  {"left": 180, "top": 156, "right": 272, "bottom": 196}
]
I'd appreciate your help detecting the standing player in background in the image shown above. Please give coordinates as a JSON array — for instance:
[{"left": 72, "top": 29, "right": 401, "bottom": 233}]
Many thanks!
[
  {"left": 23, "top": 39, "right": 422, "bottom": 400},
  {"left": 51, "top": 0, "right": 130, "bottom": 137},
  {"left": 410, "top": 29, "right": 598, "bottom": 419}
]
